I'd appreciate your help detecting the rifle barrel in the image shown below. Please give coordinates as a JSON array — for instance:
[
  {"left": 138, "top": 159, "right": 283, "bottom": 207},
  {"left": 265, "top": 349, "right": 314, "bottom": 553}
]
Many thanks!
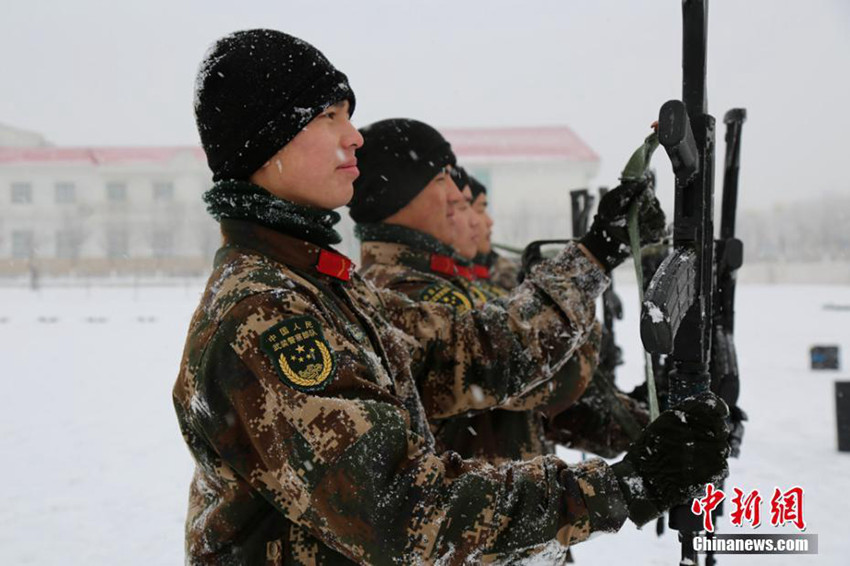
[
  {"left": 670, "top": 0, "right": 715, "bottom": 404},
  {"left": 683, "top": 0, "right": 708, "bottom": 117},
  {"left": 721, "top": 109, "right": 747, "bottom": 240},
  {"left": 667, "top": 2, "right": 718, "bottom": 564}
]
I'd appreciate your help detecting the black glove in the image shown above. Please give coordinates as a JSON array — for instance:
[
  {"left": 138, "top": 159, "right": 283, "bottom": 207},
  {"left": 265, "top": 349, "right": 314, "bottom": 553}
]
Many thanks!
[
  {"left": 580, "top": 182, "right": 666, "bottom": 272},
  {"left": 611, "top": 392, "right": 730, "bottom": 526}
]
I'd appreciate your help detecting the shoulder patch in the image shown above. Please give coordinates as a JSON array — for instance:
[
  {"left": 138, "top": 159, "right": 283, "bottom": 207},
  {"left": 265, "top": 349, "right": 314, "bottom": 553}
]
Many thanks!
[
  {"left": 478, "top": 280, "right": 509, "bottom": 299},
  {"left": 457, "top": 278, "right": 490, "bottom": 305},
  {"left": 260, "top": 315, "right": 337, "bottom": 392},
  {"left": 419, "top": 283, "right": 472, "bottom": 313}
]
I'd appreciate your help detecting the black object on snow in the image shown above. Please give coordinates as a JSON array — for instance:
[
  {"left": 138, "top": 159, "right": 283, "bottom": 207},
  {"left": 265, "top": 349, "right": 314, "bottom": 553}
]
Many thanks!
[
  {"left": 836, "top": 382, "right": 850, "bottom": 452},
  {"left": 811, "top": 346, "right": 840, "bottom": 370}
]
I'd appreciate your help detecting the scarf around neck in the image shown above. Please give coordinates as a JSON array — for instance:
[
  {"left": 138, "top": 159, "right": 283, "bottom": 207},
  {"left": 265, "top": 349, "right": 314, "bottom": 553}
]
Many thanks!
[{"left": 203, "top": 180, "right": 342, "bottom": 247}]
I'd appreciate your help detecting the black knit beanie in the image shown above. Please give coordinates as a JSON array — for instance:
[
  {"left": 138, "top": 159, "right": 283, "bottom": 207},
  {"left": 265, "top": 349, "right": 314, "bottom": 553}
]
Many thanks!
[
  {"left": 453, "top": 165, "right": 469, "bottom": 192},
  {"left": 469, "top": 175, "right": 487, "bottom": 199},
  {"left": 194, "top": 29, "right": 356, "bottom": 181},
  {"left": 348, "top": 118, "right": 456, "bottom": 223}
]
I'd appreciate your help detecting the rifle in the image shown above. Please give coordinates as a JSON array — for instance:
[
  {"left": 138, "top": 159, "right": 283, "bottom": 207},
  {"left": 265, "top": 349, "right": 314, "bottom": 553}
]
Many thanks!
[
  {"left": 491, "top": 242, "right": 523, "bottom": 256},
  {"left": 703, "top": 108, "right": 747, "bottom": 566},
  {"left": 639, "top": 1, "right": 719, "bottom": 563},
  {"left": 515, "top": 188, "right": 596, "bottom": 278},
  {"left": 570, "top": 189, "right": 594, "bottom": 237},
  {"left": 519, "top": 239, "right": 571, "bottom": 281},
  {"left": 711, "top": 108, "right": 746, "bottom": 443}
]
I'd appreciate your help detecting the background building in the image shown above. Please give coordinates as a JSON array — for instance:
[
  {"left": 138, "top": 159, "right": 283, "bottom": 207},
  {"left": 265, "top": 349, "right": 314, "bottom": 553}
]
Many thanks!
[
  {"left": 444, "top": 126, "right": 600, "bottom": 245},
  {"left": 5, "top": 121, "right": 850, "bottom": 285},
  {"left": 1, "top": 124, "right": 219, "bottom": 282},
  {"left": 1, "top": 123, "right": 601, "bottom": 281}
]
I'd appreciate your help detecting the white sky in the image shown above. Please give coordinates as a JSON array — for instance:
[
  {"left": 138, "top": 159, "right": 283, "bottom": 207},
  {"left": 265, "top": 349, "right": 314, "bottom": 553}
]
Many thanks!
[{"left": 2, "top": 0, "right": 849, "bottom": 213}]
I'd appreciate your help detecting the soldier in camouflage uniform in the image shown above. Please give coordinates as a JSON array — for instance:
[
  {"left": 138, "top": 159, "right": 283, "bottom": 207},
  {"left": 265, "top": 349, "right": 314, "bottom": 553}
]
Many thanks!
[
  {"left": 466, "top": 174, "right": 651, "bottom": 459},
  {"left": 350, "top": 120, "right": 601, "bottom": 465},
  {"left": 352, "top": 123, "right": 649, "bottom": 470},
  {"left": 467, "top": 176, "right": 522, "bottom": 294},
  {"left": 453, "top": 172, "right": 646, "bottom": 463},
  {"left": 442, "top": 167, "right": 492, "bottom": 305},
  {"left": 174, "top": 28, "right": 731, "bottom": 565}
]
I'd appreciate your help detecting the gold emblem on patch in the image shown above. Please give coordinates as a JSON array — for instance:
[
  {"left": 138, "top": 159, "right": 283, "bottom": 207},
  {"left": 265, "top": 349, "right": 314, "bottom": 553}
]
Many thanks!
[
  {"left": 260, "top": 315, "right": 337, "bottom": 392},
  {"left": 419, "top": 283, "right": 472, "bottom": 312},
  {"left": 477, "top": 280, "right": 509, "bottom": 299},
  {"left": 457, "top": 278, "right": 490, "bottom": 305}
]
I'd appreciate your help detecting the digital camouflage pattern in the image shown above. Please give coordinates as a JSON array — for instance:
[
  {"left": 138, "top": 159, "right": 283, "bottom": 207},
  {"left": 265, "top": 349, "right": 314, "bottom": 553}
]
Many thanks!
[
  {"left": 472, "top": 252, "right": 515, "bottom": 299},
  {"left": 467, "top": 276, "right": 508, "bottom": 302},
  {"left": 546, "top": 377, "right": 651, "bottom": 459},
  {"left": 174, "top": 219, "right": 629, "bottom": 564},
  {"left": 474, "top": 246, "right": 648, "bottom": 462},
  {"left": 488, "top": 252, "right": 522, "bottom": 292},
  {"left": 465, "top": 259, "right": 645, "bottom": 463},
  {"left": 451, "top": 274, "right": 491, "bottom": 307},
  {"left": 545, "top": 278, "right": 652, "bottom": 459},
  {"left": 435, "top": 336, "right": 602, "bottom": 464},
  {"left": 359, "top": 234, "right": 602, "bottom": 465}
]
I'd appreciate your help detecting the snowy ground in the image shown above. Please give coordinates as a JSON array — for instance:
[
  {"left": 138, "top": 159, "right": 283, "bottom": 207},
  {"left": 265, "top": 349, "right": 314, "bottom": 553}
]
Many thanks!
[{"left": 1, "top": 283, "right": 848, "bottom": 565}]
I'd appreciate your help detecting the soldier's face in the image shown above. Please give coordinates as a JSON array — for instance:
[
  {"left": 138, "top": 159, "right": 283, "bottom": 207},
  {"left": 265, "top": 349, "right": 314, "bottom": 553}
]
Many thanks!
[
  {"left": 250, "top": 100, "right": 363, "bottom": 209},
  {"left": 451, "top": 187, "right": 481, "bottom": 260},
  {"left": 385, "top": 167, "right": 463, "bottom": 245},
  {"left": 471, "top": 193, "right": 493, "bottom": 254}
]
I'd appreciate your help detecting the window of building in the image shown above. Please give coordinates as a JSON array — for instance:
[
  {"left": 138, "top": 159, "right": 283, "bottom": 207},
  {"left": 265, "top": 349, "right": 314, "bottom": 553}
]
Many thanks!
[
  {"left": 151, "top": 230, "right": 174, "bottom": 258},
  {"left": 153, "top": 181, "right": 174, "bottom": 202},
  {"left": 106, "top": 182, "right": 127, "bottom": 203},
  {"left": 55, "top": 182, "right": 76, "bottom": 204},
  {"left": 56, "top": 230, "right": 80, "bottom": 259},
  {"left": 106, "top": 230, "right": 129, "bottom": 259},
  {"left": 11, "top": 182, "right": 32, "bottom": 204},
  {"left": 11, "top": 230, "right": 34, "bottom": 259}
]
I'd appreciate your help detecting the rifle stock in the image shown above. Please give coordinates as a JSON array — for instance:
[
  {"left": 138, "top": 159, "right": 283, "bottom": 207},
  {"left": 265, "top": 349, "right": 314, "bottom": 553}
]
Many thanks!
[{"left": 658, "top": 100, "right": 700, "bottom": 187}]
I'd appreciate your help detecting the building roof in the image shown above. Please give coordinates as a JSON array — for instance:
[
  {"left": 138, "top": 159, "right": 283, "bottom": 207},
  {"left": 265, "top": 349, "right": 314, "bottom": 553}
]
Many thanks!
[
  {"left": 0, "top": 147, "right": 206, "bottom": 166},
  {"left": 442, "top": 126, "right": 598, "bottom": 163},
  {"left": 0, "top": 126, "right": 598, "bottom": 166}
]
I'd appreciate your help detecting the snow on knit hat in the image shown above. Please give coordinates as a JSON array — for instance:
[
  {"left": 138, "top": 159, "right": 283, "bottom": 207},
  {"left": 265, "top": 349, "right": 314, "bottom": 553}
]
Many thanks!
[
  {"left": 194, "top": 29, "right": 356, "bottom": 181},
  {"left": 348, "top": 118, "right": 456, "bottom": 223}
]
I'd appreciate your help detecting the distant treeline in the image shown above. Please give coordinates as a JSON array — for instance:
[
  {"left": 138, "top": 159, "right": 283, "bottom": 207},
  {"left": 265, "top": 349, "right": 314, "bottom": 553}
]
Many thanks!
[{"left": 738, "top": 194, "right": 850, "bottom": 262}]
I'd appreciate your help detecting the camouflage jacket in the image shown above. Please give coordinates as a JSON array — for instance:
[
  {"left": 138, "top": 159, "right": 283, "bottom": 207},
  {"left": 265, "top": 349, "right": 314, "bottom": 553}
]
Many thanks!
[
  {"left": 358, "top": 229, "right": 600, "bottom": 465},
  {"left": 546, "top": 378, "right": 651, "bottom": 459},
  {"left": 452, "top": 258, "right": 494, "bottom": 306},
  {"left": 476, "top": 251, "right": 521, "bottom": 293},
  {"left": 469, "top": 258, "right": 510, "bottom": 301},
  {"left": 174, "top": 219, "right": 627, "bottom": 565},
  {"left": 471, "top": 252, "right": 647, "bottom": 460}
]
